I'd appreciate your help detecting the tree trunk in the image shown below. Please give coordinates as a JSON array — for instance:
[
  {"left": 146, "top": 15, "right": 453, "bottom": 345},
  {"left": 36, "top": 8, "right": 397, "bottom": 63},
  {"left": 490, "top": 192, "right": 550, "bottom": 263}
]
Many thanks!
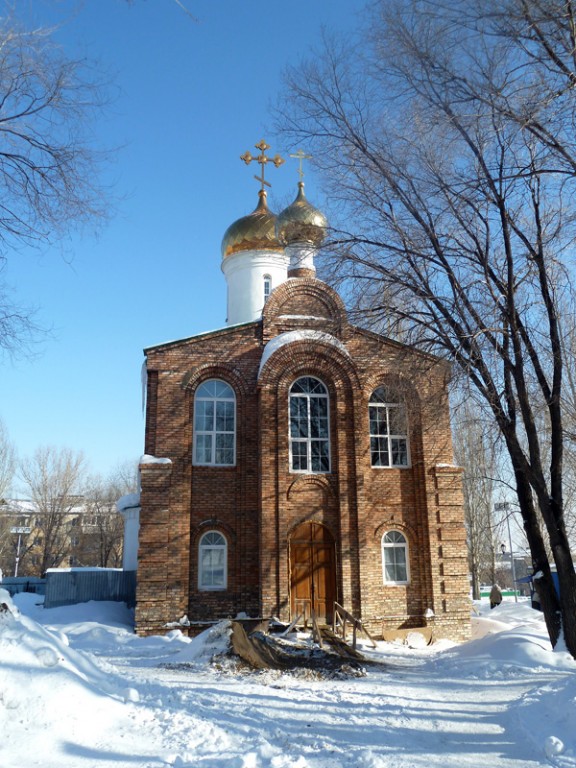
[
  {"left": 552, "top": 538, "right": 576, "bottom": 657},
  {"left": 276, "top": 0, "right": 576, "bottom": 657},
  {"left": 513, "top": 467, "right": 562, "bottom": 646},
  {"left": 470, "top": 560, "right": 481, "bottom": 601}
]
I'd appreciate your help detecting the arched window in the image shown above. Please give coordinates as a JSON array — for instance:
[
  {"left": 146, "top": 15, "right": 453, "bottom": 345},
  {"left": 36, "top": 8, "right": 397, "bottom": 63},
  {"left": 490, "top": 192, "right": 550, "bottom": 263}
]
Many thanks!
[
  {"left": 369, "top": 386, "right": 409, "bottom": 467},
  {"left": 193, "top": 379, "right": 236, "bottom": 466},
  {"left": 198, "top": 530, "right": 227, "bottom": 590},
  {"left": 382, "top": 530, "right": 410, "bottom": 584},
  {"left": 289, "top": 376, "right": 330, "bottom": 473},
  {"left": 263, "top": 274, "right": 272, "bottom": 304}
]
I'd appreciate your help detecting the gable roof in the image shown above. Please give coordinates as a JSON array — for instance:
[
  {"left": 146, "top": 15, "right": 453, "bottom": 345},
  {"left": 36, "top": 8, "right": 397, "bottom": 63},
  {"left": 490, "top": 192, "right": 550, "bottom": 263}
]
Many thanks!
[{"left": 143, "top": 320, "right": 259, "bottom": 355}]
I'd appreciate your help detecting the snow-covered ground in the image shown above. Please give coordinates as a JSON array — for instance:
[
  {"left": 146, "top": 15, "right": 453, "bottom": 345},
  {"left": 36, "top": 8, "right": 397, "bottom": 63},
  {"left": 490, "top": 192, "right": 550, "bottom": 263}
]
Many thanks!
[{"left": 1, "top": 590, "right": 575, "bottom": 768}]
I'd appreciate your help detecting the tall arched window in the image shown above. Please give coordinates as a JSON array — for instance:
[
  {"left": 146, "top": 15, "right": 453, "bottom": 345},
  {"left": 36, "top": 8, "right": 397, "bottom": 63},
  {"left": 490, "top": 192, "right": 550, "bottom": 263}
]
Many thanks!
[
  {"left": 263, "top": 274, "right": 272, "bottom": 303},
  {"left": 369, "top": 386, "right": 409, "bottom": 467},
  {"left": 289, "top": 376, "right": 330, "bottom": 473},
  {"left": 382, "top": 530, "right": 410, "bottom": 584},
  {"left": 193, "top": 379, "right": 236, "bottom": 466},
  {"left": 198, "top": 530, "right": 227, "bottom": 590}
]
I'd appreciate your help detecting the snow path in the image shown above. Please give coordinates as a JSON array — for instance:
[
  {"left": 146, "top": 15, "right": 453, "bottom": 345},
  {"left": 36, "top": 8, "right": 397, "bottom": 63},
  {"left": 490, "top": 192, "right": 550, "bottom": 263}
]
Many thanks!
[
  {"left": 77, "top": 631, "right": 567, "bottom": 768},
  {"left": 4, "top": 595, "right": 575, "bottom": 768},
  {"left": 142, "top": 666, "right": 554, "bottom": 767}
]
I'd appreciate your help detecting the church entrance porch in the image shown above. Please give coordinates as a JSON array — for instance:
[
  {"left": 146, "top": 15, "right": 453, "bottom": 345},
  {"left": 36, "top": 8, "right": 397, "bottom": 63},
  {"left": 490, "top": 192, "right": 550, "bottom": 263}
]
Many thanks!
[{"left": 289, "top": 522, "right": 336, "bottom": 624}]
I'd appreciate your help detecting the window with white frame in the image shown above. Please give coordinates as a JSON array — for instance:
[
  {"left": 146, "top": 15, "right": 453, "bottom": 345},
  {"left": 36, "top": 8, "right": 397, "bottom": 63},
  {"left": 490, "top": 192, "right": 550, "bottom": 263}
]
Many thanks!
[
  {"left": 369, "top": 386, "right": 409, "bottom": 467},
  {"left": 289, "top": 376, "right": 330, "bottom": 473},
  {"left": 263, "top": 274, "right": 272, "bottom": 303},
  {"left": 193, "top": 379, "right": 236, "bottom": 466},
  {"left": 382, "top": 530, "right": 410, "bottom": 584},
  {"left": 198, "top": 530, "right": 227, "bottom": 590}
]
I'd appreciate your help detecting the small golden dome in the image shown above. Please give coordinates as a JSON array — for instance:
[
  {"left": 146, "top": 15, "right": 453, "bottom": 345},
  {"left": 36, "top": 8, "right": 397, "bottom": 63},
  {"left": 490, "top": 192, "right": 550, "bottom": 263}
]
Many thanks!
[
  {"left": 221, "top": 190, "right": 283, "bottom": 259},
  {"left": 276, "top": 182, "right": 328, "bottom": 247}
]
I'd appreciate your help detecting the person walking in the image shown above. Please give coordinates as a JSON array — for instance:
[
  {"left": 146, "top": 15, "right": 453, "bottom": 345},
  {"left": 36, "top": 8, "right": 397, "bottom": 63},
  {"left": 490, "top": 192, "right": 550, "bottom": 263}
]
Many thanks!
[{"left": 490, "top": 584, "right": 502, "bottom": 609}]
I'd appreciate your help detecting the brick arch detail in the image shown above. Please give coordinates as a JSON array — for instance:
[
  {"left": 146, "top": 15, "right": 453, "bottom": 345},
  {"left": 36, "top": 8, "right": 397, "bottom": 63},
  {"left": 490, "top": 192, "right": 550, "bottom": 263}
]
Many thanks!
[
  {"left": 362, "top": 373, "right": 423, "bottom": 457},
  {"left": 362, "top": 372, "right": 421, "bottom": 409},
  {"left": 191, "top": 519, "right": 237, "bottom": 546},
  {"left": 258, "top": 338, "right": 361, "bottom": 395},
  {"left": 262, "top": 278, "right": 348, "bottom": 331},
  {"left": 374, "top": 519, "right": 417, "bottom": 546},
  {"left": 286, "top": 518, "right": 336, "bottom": 539},
  {"left": 286, "top": 475, "right": 336, "bottom": 502},
  {"left": 181, "top": 364, "right": 249, "bottom": 398}
]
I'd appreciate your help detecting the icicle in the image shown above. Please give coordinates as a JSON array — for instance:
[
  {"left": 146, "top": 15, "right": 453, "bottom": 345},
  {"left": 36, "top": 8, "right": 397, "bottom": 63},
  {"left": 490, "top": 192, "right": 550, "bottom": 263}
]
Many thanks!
[{"left": 141, "top": 360, "right": 147, "bottom": 416}]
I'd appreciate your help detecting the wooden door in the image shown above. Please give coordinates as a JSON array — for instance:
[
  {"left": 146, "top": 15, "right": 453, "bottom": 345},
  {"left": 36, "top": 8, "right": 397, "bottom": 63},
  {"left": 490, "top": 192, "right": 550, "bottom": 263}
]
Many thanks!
[{"left": 289, "top": 522, "right": 336, "bottom": 624}]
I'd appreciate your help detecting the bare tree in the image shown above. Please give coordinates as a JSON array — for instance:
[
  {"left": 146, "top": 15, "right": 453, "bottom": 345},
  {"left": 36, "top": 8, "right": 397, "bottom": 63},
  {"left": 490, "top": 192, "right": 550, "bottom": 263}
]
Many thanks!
[
  {"left": 452, "top": 404, "right": 500, "bottom": 599},
  {"left": 0, "top": 515, "right": 11, "bottom": 576},
  {"left": 0, "top": 417, "right": 16, "bottom": 575},
  {"left": 108, "top": 459, "right": 140, "bottom": 498},
  {"left": 0, "top": 417, "right": 15, "bottom": 502},
  {"left": 558, "top": 310, "right": 576, "bottom": 547},
  {"left": 79, "top": 464, "right": 138, "bottom": 568},
  {"left": 0, "top": 7, "right": 108, "bottom": 355},
  {"left": 277, "top": 0, "right": 576, "bottom": 655},
  {"left": 19, "top": 446, "right": 86, "bottom": 574}
]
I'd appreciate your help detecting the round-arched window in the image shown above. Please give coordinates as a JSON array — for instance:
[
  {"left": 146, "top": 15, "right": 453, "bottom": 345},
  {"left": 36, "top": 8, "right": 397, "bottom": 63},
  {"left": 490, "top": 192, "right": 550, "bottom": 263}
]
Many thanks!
[
  {"left": 198, "top": 530, "right": 227, "bottom": 590},
  {"left": 263, "top": 274, "right": 272, "bottom": 303},
  {"left": 193, "top": 379, "right": 235, "bottom": 466},
  {"left": 382, "top": 530, "right": 409, "bottom": 584},
  {"left": 289, "top": 376, "right": 330, "bottom": 473},
  {"left": 369, "top": 386, "right": 409, "bottom": 467}
]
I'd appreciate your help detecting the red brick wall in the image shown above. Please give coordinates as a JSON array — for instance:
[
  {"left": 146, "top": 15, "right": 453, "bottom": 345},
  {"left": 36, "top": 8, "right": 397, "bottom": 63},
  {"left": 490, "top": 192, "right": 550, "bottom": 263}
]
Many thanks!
[{"left": 135, "top": 278, "right": 470, "bottom": 642}]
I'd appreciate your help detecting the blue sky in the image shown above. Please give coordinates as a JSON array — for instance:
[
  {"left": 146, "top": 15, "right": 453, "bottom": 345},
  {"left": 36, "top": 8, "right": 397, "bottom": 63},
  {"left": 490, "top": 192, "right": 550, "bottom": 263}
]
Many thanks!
[{"left": 0, "top": 0, "right": 366, "bottom": 486}]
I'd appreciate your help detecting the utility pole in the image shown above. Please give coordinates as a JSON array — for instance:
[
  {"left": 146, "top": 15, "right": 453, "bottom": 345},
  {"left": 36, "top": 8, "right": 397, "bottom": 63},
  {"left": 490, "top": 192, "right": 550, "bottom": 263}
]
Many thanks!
[
  {"left": 10, "top": 525, "right": 31, "bottom": 577},
  {"left": 495, "top": 502, "right": 518, "bottom": 602}
]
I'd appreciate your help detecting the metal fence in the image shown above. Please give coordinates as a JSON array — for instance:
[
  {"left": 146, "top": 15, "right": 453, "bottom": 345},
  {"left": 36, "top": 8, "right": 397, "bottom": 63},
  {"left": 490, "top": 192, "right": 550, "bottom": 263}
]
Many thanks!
[
  {"left": 1, "top": 577, "right": 46, "bottom": 597},
  {"left": 43, "top": 569, "right": 136, "bottom": 609}
]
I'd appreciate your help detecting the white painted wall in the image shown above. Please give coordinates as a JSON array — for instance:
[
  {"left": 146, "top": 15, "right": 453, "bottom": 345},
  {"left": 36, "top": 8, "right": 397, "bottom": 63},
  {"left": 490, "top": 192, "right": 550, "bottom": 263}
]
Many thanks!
[
  {"left": 221, "top": 249, "right": 288, "bottom": 325},
  {"left": 117, "top": 502, "right": 140, "bottom": 572},
  {"left": 286, "top": 243, "right": 316, "bottom": 274}
]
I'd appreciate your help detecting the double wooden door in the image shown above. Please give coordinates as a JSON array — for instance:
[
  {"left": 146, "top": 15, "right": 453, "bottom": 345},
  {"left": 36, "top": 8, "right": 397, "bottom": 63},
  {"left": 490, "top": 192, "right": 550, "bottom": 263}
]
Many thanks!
[{"left": 289, "top": 522, "right": 336, "bottom": 624}]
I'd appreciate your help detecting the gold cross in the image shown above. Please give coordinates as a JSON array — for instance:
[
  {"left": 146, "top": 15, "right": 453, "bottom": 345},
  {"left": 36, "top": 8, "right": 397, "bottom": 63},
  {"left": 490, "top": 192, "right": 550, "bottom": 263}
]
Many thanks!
[
  {"left": 290, "top": 148, "right": 312, "bottom": 181},
  {"left": 240, "top": 139, "right": 284, "bottom": 192}
]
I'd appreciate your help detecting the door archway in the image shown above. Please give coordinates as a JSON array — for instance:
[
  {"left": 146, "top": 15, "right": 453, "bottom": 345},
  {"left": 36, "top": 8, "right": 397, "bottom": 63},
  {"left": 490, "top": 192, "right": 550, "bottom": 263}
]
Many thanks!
[{"left": 289, "top": 522, "right": 336, "bottom": 624}]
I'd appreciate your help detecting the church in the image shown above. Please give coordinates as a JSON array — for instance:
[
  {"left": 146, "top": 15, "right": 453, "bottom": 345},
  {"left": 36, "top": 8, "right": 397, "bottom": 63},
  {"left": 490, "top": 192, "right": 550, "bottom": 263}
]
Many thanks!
[{"left": 134, "top": 141, "right": 471, "bottom": 642}]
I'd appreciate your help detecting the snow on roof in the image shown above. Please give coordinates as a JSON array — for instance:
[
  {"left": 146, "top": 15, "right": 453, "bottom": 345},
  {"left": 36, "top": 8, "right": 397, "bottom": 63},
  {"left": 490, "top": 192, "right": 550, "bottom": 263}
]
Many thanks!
[
  {"left": 258, "top": 330, "right": 350, "bottom": 378},
  {"left": 144, "top": 319, "right": 255, "bottom": 354},
  {"left": 0, "top": 499, "right": 37, "bottom": 514}
]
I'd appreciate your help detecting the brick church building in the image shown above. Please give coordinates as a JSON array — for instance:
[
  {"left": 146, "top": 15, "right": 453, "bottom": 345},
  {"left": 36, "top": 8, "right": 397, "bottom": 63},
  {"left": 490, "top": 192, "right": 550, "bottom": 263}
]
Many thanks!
[{"left": 134, "top": 144, "right": 470, "bottom": 642}]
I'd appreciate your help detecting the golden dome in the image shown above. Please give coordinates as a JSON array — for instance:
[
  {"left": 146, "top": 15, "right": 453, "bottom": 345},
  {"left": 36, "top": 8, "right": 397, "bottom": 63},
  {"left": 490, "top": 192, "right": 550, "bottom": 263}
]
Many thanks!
[
  {"left": 276, "top": 182, "right": 328, "bottom": 247},
  {"left": 221, "top": 190, "right": 283, "bottom": 259}
]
